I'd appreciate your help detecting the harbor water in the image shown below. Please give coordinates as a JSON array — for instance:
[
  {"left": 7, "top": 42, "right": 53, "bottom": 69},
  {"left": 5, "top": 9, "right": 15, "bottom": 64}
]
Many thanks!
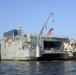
[{"left": 0, "top": 61, "right": 76, "bottom": 75}]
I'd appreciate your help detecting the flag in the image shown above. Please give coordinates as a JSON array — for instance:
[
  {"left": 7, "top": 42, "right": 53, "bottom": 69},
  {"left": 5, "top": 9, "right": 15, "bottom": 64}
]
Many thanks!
[{"left": 46, "top": 28, "right": 54, "bottom": 36}]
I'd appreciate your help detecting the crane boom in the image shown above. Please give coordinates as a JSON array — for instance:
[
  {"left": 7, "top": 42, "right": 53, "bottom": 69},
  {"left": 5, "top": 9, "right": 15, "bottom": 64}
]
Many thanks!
[
  {"left": 39, "top": 12, "right": 54, "bottom": 36},
  {"left": 36, "top": 12, "right": 54, "bottom": 57},
  {"left": 37, "top": 12, "right": 54, "bottom": 46}
]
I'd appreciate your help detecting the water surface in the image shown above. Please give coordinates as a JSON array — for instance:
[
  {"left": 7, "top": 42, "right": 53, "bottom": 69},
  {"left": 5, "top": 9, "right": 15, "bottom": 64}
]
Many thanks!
[{"left": 0, "top": 61, "right": 76, "bottom": 75}]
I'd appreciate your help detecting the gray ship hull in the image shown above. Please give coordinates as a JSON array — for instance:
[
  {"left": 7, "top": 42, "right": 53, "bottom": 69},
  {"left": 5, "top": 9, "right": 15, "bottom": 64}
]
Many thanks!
[{"left": 0, "top": 29, "right": 74, "bottom": 61}]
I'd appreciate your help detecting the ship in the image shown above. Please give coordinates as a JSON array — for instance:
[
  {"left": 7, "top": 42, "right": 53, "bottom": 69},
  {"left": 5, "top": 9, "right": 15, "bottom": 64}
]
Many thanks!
[
  {"left": 0, "top": 12, "right": 76, "bottom": 61},
  {"left": 0, "top": 29, "right": 69, "bottom": 61}
]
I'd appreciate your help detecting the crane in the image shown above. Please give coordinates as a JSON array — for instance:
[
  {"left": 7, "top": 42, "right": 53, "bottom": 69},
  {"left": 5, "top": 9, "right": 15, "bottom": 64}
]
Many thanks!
[
  {"left": 39, "top": 12, "right": 54, "bottom": 36},
  {"left": 37, "top": 12, "right": 54, "bottom": 45},
  {"left": 37, "top": 12, "right": 54, "bottom": 43},
  {"left": 36, "top": 12, "right": 54, "bottom": 57}
]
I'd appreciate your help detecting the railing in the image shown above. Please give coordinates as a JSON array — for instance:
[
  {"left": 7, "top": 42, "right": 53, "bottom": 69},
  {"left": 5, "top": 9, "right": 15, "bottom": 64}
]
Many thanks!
[{"left": 44, "top": 50, "right": 65, "bottom": 54}]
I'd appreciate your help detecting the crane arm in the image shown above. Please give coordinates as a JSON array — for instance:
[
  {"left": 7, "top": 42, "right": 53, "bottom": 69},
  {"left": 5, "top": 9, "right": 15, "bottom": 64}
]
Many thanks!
[
  {"left": 39, "top": 12, "right": 54, "bottom": 36},
  {"left": 36, "top": 12, "right": 54, "bottom": 47}
]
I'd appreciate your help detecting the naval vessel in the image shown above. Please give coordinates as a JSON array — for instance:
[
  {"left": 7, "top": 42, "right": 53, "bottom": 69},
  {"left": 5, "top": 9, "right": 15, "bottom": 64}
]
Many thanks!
[
  {"left": 0, "top": 29, "right": 69, "bottom": 60},
  {"left": 0, "top": 13, "right": 76, "bottom": 61}
]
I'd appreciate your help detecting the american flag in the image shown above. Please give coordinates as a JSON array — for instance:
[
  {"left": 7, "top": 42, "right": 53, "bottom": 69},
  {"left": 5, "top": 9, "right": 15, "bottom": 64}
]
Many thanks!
[{"left": 46, "top": 28, "right": 54, "bottom": 36}]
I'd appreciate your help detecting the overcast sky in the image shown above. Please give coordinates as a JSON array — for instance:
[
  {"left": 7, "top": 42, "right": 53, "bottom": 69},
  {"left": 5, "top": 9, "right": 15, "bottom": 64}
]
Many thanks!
[{"left": 0, "top": 0, "right": 76, "bottom": 39}]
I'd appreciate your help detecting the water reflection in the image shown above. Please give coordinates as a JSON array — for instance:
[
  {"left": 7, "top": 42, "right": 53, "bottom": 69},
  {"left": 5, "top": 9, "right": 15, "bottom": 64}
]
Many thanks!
[{"left": 0, "top": 61, "right": 76, "bottom": 75}]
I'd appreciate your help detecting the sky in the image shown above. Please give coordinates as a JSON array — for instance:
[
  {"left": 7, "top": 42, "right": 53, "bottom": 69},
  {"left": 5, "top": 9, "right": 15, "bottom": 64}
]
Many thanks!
[{"left": 0, "top": 0, "right": 76, "bottom": 39}]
